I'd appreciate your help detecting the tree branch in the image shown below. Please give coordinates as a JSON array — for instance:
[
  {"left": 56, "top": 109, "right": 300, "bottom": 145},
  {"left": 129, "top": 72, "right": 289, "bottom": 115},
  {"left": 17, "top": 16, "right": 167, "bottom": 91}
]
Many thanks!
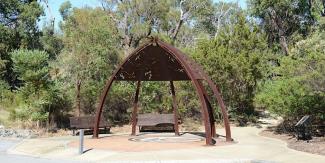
[
  {"left": 42, "top": 0, "right": 55, "bottom": 32},
  {"left": 214, "top": 3, "right": 232, "bottom": 38}
]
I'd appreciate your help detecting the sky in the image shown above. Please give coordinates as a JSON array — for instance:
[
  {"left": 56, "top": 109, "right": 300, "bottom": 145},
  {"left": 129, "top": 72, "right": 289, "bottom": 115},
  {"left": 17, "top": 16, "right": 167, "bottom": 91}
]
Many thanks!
[
  {"left": 39, "top": 0, "right": 102, "bottom": 29},
  {"left": 38, "top": 0, "right": 247, "bottom": 30}
]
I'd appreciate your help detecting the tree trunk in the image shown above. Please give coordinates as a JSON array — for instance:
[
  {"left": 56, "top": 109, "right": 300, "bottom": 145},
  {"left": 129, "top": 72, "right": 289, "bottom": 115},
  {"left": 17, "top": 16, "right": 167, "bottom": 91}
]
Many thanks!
[
  {"left": 268, "top": 8, "right": 289, "bottom": 55},
  {"left": 171, "top": 19, "right": 184, "bottom": 44},
  {"left": 76, "top": 80, "right": 81, "bottom": 117},
  {"left": 48, "top": 108, "right": 53, "bottom": 128},
  {"left": 279, "top": 36, "right": 289, "bottom": 55},
  {"left": 322, "top": 0, "right": 325, "bottom": 16},
  {"left": 43, "top": 0, "right": 55, "bottom": 34},
  {"left": 214, "top": 18, "right": 221, "bottom": 38}
]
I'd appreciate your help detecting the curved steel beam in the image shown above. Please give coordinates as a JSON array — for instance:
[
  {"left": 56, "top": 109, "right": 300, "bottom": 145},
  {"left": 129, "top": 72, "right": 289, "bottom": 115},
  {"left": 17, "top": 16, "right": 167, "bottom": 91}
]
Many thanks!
[
  {"left": 204, "top": 77, "right": 232, "bottom": 141},
  {"left": 190, "top": 59, "right": 232, "bottom": 141},
  {"left": 93, "top": 43, "right": 152, "bottom": 138},
  {"left": 93, "top": 76, "right": 115, "bottom": 138},
  {"left": 197, "top": 80, "right": 216, "bottom": 138},
  {"left": 158, "top": 41, "right": 214, "bottom": 145}
]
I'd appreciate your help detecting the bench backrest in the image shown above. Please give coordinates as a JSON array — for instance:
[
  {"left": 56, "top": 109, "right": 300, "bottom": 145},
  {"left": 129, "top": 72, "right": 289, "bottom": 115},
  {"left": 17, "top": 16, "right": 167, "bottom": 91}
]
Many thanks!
[
  {"left": 69, "top": 116, "right": 110, "bottom": 129},
  {"left": 137, "top": 113, "right": 174, "bottom": 126},
  {"left": 295, "top": 115, "right": 311, "bottom": 127}
]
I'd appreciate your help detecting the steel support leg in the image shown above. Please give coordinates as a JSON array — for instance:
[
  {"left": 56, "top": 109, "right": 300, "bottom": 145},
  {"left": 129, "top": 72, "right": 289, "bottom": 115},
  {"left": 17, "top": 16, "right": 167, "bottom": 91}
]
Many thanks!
[
  {"left": 170, "top": 81, "right": 179, "bottom": 136},
  {"left": 131, "top": 81, "right": 141, "bottom": 135}
]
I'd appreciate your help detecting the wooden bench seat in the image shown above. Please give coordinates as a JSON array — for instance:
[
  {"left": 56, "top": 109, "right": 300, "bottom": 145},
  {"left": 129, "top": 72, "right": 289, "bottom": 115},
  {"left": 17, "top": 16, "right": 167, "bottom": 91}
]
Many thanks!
[
  {"left": 69, "top": 116, "right": 110, "bottom": 135},
  {"left": 137, "top": 113, "right": 177, "bottom": 132}
]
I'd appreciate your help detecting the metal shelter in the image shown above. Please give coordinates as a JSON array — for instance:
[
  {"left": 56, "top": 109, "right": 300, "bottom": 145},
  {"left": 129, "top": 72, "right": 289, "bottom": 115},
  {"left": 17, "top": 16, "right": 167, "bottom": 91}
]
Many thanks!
[{"left": 93, "top": 38, "right": 232, "bottom": 145}]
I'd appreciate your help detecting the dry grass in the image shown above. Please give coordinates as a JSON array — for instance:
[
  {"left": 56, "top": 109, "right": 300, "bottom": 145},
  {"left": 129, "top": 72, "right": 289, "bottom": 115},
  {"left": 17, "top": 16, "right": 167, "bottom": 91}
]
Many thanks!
[
  {"left": 0, "top": 108, "right": 10, "bottom": 126},
  {"left": 179, "top": 119, "right": 204, "bottom": 132},
  {"left": 110, "top": 124, "right": 132, "bottom": 133}
]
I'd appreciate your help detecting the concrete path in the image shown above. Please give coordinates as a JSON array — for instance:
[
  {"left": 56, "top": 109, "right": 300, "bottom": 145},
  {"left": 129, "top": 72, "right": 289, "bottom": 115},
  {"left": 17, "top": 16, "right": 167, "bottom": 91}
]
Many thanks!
[
  {"left": 6, "top": 124, "right": 325, "bottom": 163},
  {"left": 0, "top": 139, "right": 83, "bottom": 163}
]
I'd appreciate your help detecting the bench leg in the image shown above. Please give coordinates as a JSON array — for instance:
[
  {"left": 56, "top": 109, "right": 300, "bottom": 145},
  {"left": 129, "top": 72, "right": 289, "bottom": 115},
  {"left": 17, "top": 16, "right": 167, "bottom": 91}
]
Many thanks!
[{"left": 104, "top": 127, "right": 109, "bottom": 134}]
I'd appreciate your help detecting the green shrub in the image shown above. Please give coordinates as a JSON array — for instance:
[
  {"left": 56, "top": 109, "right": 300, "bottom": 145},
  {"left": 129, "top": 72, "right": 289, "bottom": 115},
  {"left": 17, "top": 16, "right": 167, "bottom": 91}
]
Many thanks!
[
  {"left": 256, "top": 68, "right": 325, "bottom": 122},
  {"left": 7, "top": 49, "right": 71, "bottom": 127},
  {"left": 191, "top": 12, "right": 269, "bottom": 117}
]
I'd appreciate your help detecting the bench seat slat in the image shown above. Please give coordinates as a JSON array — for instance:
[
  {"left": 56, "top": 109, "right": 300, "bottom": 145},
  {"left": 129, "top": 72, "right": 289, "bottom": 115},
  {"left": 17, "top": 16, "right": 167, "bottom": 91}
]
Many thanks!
[
  {"left": 69, "top": 116, "right": 110, "bottom": 129},
  {"left": 137, "top": 114, "right": 175, "bottom": 126}
]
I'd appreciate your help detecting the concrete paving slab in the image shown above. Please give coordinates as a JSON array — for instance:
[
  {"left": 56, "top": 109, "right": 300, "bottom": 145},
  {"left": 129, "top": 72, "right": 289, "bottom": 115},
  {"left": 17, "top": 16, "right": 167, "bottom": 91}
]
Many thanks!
[{"left": 6, "top": 125, "right": 325, "bottom": 163}]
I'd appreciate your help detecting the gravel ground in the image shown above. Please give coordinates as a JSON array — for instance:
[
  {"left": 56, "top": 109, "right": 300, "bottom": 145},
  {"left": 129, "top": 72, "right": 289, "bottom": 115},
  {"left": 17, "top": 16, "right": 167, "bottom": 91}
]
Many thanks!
[
  {"left": 260, "top": 130, "right": 325, "bottom": 156},
  {"left": 0, "top": 129, "right": 35, "bottom": 139}
]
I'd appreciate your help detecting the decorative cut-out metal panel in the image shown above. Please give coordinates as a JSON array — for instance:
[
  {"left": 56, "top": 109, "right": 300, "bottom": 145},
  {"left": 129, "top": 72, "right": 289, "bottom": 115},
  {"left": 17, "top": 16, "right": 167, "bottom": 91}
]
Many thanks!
[{"left": 115, "top": 44, "right": 198, "bottom": 81}]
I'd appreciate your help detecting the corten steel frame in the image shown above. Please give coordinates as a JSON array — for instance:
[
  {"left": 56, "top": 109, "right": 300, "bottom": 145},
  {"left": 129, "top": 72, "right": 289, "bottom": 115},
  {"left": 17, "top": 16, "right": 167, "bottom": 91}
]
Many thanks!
[{"left": 93, "top": 38, "right": 232, "bottom": 145}]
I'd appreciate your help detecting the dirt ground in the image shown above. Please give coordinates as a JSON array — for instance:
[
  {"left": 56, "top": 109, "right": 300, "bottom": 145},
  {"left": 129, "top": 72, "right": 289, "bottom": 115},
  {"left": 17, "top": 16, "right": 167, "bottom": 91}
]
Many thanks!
[{"left": 260, "top": 129, "right": 325, "bottom": 156}]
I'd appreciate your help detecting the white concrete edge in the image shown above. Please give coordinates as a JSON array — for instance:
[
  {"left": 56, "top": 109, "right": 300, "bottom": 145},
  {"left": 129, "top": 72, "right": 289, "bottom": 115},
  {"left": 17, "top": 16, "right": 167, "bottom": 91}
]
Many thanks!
[{"left": 96, "top": 159, "right": 257, "bottom": 163}]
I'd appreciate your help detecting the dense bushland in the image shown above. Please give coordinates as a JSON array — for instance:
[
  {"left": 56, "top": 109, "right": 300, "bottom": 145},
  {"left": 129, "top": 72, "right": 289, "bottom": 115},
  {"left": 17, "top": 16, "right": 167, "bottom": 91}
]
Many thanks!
[{"left": 0, "top": 0, "right": 325, "bottom": 130}]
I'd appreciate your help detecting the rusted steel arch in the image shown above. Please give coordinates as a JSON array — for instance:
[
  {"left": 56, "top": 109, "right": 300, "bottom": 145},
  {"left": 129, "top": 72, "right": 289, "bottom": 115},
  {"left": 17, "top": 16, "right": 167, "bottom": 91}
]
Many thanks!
[
  {"left": 188, "top": 59, "right": 232, "bottom": 141},
  {"left": 203, "top": 77, "right": 232, "bottom": 141},
  {"left": 92, "top": 43, "right": 153, "bottom": 138},
  {"left": 93, "top": 38, "right": 232, "bottom": 145},
  {"left": 156, "top": 41, "right": 214, "bottom": 145},
  {"left": 157, "top": 40, "right": 232, "bottom": 141}
]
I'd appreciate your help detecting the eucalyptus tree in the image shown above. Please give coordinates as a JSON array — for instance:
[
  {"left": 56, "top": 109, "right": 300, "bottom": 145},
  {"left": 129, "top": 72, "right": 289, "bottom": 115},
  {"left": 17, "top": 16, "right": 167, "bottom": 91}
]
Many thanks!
[
  {"left": 248, "top": 0, "right": 323, "bottom": 55},
  {"left": 57, "top": 7, "right": 120, "bottom": 115},
  {"left": 194, "top": 1, "right": 240, "bottom": 38},
  {"left": 100, "top": 0, "right": 212, "bottom": 54},
  {"left": 100, "top": 0, "right": 171, "bottom": 55}
]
